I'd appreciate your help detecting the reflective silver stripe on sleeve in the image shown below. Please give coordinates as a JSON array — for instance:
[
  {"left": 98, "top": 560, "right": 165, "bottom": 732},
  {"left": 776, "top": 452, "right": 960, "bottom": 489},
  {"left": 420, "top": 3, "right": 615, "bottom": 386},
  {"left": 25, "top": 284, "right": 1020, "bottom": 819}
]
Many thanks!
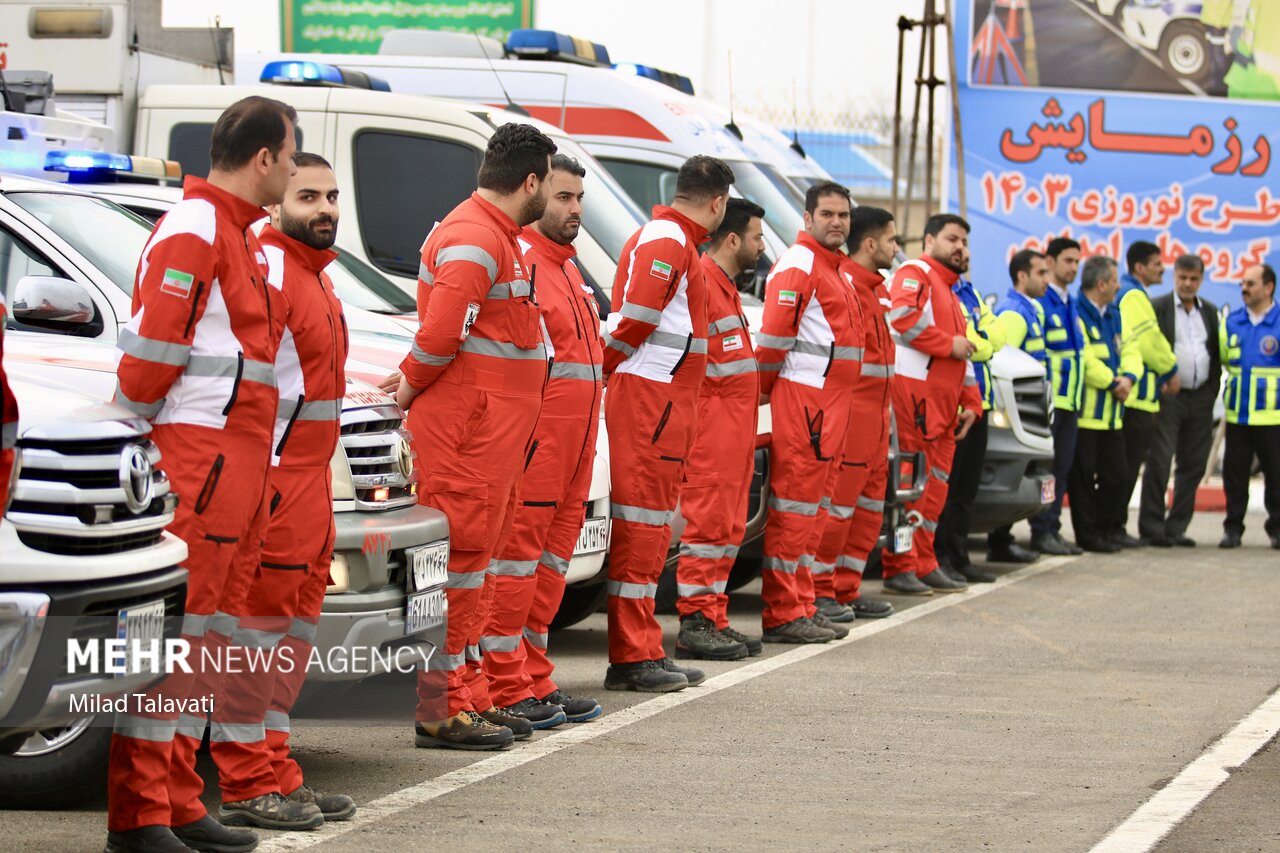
[
  {"left": 706, "top": 359, "right": 758, "bottom": 377},
  {"left": 792, "top": 341, "right": 863, "bottom": 360},
  {"left": 118, "top": 328, "right": 191, "bottom": 366},
  {"left": 676, "top": 579, "right": 730, "bottom": 597},
  {"left": 523, "top": 627, "right": 549, "bottom": 648},
  {"left": 900, "top": 314, "right": 932, "bottom": 344},
  {"left": 448, "top": 570, "right": 487, "bottom": 589},
  {"left": 265, "top": 710, "right": 290, "bottom": 733},
  {"left": 210, "top": 723, "right": 266, "bottom": 744},
  {"left": 549, "top": 361, "right": 603, "bottom": 380},
  {"left": 479, "top": 634, "right": 522, "bottom": 653},
  {"left": 648, "top": 330, "right": 708, "bottom": 353},
  {"left": 762, "top": 556, "right": 799, "bottom": 574},
  {"left": 755, "top": 333, "right": 797, "bottom": 349},
  {"left": 861, "top": 363, "right": 895, "bottom": 378},
  {"left": 488, "top": 558, "right": 539, "bottom": 577},
  {"left": 114, "top": 385, "right": 164, "bottom": 418},
  {"left": 418, "top": 261, "right": 433, "bottom": 284},
  {"left": 276, "top": 398, "right": 342, "bottom": 421},
  {"left": 678, "top": 542, "right": 740, "bottom": 559},
  {"left": 436, "top": 244, "right": 498, "bottom": 282},
  {"left": 460, "top": 336, "right": 547, "bottom": 360},
  {"left": 758, "top": 362, "right": 784, "bottom": 372},
  {"left": 931, "top": 467, "right": 949, "bottom": 484},
  {"left": 620, "top": 302, "right": 664, "bottom": 325},
  {"left": 767, "top": 494, "right": 820, "bottom": 516},
  {"left": 856, "top": 496, "right": 886, "bottom": 512},
  {"left": 710, "top": 315, "right": 745, "bottom": 334},
  {"left": 410, "top": 342, "right": 454, "bottom": 367},
  {"left": 487, "top": 279, "right": 532, "bottom": 299},
  {"left": 887, "top": 305, "right": 914, "bottom": 321},
  {"left": 611, "top": 503, "right": 672, "bottom": 525},
  {"left": 185, "top": 356, "right": 276, "bottom": 386},
  {"left": 604, "top": 334, "right": 636, "bottom": 356},
  {"left": 115, "top": 714, "right": 177, "bottom": 742},
  {"left": 606, "top": 580, "right": 657, "bottom": 599},
  {"left": 540, "top": 550, "right": 570, "bottom": 575}
]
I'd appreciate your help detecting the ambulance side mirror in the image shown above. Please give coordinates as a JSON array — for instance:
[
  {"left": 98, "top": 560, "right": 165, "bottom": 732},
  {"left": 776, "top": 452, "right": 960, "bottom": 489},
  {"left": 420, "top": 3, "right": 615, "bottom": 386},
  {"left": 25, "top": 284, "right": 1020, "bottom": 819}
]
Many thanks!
[{"left": 11, "top": 275, "right": 100, "bottom": 334}]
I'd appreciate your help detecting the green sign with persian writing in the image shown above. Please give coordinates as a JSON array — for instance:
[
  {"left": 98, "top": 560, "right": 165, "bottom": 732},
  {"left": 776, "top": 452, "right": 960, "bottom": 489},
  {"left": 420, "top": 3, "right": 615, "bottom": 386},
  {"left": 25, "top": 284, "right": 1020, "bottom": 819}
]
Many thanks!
[{"left": 281, "top": 0, "right": 535, "bottom": 53}]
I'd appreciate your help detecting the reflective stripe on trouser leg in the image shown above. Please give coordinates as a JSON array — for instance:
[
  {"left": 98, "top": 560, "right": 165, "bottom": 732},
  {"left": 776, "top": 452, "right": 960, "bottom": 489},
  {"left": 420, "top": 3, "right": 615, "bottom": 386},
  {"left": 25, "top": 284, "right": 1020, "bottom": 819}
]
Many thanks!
[
  {"left": 605, "top": 372, "right": 697, "bottom": 664},
  {"left": 109, "top": 424, "right": 269, "bottom": 833},
  {"left": 835, "top": 455, "right": 888, "bottom": 603},
  {"left": 800, "top": 457, "right": 842, "bottom": 616},
  {"left": 880, "top": 415, "right": 927, "bottom": 580},
  {"left": 910, "top": 434, "right": 956, "bottom": 578},
  {"left": 523, "top": 492, "right": 587, "bottom": 698},
  {"left": 761, "top": 379, "right": 852, "bottom": 629}
]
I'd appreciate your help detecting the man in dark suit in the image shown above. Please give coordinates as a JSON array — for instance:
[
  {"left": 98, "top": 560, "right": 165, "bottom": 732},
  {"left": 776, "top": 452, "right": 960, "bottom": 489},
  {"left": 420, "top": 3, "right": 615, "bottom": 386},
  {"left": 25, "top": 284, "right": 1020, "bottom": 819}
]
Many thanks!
[{"left": 1139, "top": 254, "right": 1221, "bottom": 546}]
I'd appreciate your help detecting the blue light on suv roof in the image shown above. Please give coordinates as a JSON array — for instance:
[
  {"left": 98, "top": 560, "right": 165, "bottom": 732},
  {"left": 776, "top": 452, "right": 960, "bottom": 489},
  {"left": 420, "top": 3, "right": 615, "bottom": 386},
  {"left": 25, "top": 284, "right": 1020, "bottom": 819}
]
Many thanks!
[
  {"left": 613, "top": 63, "right": 695, "bottom": 96},
  {"left": 44, "top": 151, "right": 132, "bottom": 173},
  {"left": 506, "top": 29, "right": 611, "bottom": 65},
  {"left": 260, "top": 60, "right": 391, "bottom": 91}
]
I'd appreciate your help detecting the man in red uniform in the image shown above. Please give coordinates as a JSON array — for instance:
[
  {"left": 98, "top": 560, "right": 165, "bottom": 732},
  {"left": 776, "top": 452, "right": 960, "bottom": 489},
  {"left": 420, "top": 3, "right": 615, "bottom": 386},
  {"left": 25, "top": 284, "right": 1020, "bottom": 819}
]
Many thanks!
[
  {"left": 396, "top": 123, "right": 555, "bottom": 750},
  {"left": 755, "top": 182, "right": 864, "bottom": 644},
  {"left": 603, "top": 155, "right": 734, "bottom": 692},
  {"left": 201, "top": 153, "right": 356, "bottom": 827},
  {"left": 673, "top": 198, "right": 767, "bottom": 660},
  {"left": 811, "top": 206, "right": 899, "bottom": 621},
  {"left": 108, "top": 97, "right": 300, "bottom": 853},
  {"left": 481, "top": 154, "right": 604, "bottom": 725},
  {"left": 881, "top": 213, "right": 981, "bottom": 596}
]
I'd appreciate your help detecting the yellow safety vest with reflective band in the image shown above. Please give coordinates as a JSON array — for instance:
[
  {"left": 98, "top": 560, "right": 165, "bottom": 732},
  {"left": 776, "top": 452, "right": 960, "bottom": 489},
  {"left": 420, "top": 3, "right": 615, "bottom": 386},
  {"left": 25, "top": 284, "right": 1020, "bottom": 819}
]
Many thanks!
[
  {"left": 1221, "top": 303, "right": 1280, "bottom": 426},
  {"left": 1118, "top": 276, "right": 1178, "bottom": 413},
  {"left": 1038, "top": 285, "right": 1084, "bottom": 412},
  {"left": 1076, "top": 294, "right": 1143, "bottom": 431}
]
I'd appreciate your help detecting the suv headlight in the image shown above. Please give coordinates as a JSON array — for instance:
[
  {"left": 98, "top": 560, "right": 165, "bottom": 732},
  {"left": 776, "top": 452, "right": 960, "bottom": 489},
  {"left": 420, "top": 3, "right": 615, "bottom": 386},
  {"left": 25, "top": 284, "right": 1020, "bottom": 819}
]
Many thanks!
[
  {"left": 330, "top": 446, "right": 355, "bottom": 501},
  {"left": 989, "top": 408, "right": 1011, "bottom": 429}
]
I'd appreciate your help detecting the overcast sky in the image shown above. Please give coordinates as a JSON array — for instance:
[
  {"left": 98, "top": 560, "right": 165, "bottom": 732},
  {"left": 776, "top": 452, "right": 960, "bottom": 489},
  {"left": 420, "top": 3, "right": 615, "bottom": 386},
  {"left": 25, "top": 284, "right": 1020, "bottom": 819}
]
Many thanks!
[{"left": 163, "top": 0, "right": 951, "bottom": 121}]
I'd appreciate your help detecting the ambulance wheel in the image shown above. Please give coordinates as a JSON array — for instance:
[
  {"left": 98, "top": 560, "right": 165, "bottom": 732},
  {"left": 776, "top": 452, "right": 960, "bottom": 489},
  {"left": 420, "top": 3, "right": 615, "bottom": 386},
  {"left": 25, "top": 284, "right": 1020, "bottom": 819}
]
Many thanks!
[
  {"left": 0, "top": 716, "right": 110, "bottom": 809},
  {"left": 550, "top": 582, "right": 607, "bottom": 630},
  {"left": 1160, "top": 22, "right": 1211, "bottom": 83}
]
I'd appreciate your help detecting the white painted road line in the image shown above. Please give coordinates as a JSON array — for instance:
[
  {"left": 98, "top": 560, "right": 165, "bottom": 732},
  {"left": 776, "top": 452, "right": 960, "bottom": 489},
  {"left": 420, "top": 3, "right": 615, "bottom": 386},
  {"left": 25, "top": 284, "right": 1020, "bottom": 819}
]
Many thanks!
[
  {"left": 1090, "top": 685, "right": 1280, "bottom": 853},
  {"left": 259, "top": 556, "right": 1073, "bottom": 851}
]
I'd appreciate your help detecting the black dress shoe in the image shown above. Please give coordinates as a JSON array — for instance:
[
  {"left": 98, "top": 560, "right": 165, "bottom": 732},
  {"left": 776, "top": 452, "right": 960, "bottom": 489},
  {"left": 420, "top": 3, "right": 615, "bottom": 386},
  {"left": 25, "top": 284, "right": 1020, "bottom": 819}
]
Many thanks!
[
  {"left": 937, "top": 562, "right": 969, "bottom": 584},
  {"left": 1148, "top": 535, "right": 1173, "bottom": 547},
  {"left": 1029, "top": 533, "right": 1073, "bottom": 556},
  {"left": 957, "top": 563, "right": 997, "bottom": 583},
  {"left": 985, "top": 543, "right": 1040, "bottom": 563},
  {"left": 172, "top": 816, "right": 258, "bottom": 852},
  {"left": 1110, "top": 531, "right": 1148, "bottom": 548},
  {"left": 105, "top": 827, "right": 196, "bottom": 853},
  {"left": 1219, "top": 531, "right": 1242, "bottom": 548},
  {"left": 1079, "top": 537, "right": 1121, "bottom": 553},
  {"left": 1171, "top": 535, "right": 1196, "bottom": 547}
]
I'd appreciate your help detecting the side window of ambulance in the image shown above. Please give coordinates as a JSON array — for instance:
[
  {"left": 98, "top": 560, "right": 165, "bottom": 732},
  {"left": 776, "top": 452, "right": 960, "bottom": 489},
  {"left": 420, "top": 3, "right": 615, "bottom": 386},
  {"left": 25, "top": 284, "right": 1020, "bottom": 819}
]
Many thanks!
[
  {"left": 598, "top": 159, "right": 677, "bottom": 214},
  {"left": 353, "top": 131, "right": 482, "bottom": 278},
  {"left": 169, "top": 122, "right": 304, "bottom": 178}
]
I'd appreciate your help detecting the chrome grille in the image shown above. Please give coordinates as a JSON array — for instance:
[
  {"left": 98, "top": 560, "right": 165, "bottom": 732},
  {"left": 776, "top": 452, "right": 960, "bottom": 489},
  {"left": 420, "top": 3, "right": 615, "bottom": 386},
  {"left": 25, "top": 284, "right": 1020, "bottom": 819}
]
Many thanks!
[
  {"left": 7, "top": 434, "right": 177, "bottom": 556},
  {"left": 1012, "top": 376, "right": 1052, "bottom": 438},
  {"left": 339, "top": 405, "right": 418, "bottom": 511}
]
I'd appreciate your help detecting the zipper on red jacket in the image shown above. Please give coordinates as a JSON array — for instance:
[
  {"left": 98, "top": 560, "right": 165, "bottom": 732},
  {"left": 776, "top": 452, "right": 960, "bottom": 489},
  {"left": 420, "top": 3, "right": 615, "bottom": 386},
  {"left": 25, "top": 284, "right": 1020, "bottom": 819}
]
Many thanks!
[{"left": 244, "top": 232, "right": 273, "bottom": 333}]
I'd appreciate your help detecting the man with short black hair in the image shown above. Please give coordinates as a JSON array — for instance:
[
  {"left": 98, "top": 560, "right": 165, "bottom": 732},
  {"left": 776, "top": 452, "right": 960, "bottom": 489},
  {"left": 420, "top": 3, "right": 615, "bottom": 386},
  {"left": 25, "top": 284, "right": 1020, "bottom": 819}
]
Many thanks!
[
  {"left": 673, "top": 197, "right": 767, "bottom": 659},
  {"left": 1030, "top": 237, "right": 1086, "bottom": 555},
  {"left": 1114, "top": 240, "right": 1180, "bottom": 547},
  {"left": 881, "top": 213, "right": 981, "bottom": 596},
  {"left": 108, "top": 95, "right": 298, "bottom": 853},
  {"left": 755, "top": 181, "right": 865, "bottom": 642},
  {"left": 1218, "top": 263, "right": 1280, "bottom": 549},
  {"left": 395, "top": 122, "right": 557, "bottom": 749},
  {"left": 811, "top": 205, "right": 899, "bottom": 620},
  {"left": 1141, "top": 254, "right": 1220, "bottom": 547},
  {"left": 603, "top": 154, "right": 734, "bottom": 690}
]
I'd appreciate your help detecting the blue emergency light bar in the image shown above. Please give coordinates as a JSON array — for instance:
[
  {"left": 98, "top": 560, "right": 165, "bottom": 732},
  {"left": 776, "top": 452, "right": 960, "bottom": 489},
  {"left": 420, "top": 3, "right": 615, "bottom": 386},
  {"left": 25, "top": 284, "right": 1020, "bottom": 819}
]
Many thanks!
[
  {"left": 41, "top": 150, "right": 182, "bottom": 183},
  {"left": 613, "top": 62, "right": 695, "bottom": 96},
  {"left": 506, "top": 29, "right": 611, "bottom": 66},
  {"left": 260, "top": 60, "right": 391, "bottom": 92}
]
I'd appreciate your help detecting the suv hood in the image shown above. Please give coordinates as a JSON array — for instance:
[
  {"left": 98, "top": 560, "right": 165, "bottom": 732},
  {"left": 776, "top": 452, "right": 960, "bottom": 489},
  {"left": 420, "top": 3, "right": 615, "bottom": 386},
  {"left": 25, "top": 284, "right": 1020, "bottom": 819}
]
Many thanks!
[{"left": 4, "top": 332, "right": 142, "bottom": 437}]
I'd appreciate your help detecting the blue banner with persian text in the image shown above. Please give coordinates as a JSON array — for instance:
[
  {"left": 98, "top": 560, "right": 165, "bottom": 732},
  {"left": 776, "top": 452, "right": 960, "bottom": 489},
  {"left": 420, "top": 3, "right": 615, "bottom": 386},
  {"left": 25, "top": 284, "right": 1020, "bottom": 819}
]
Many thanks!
[{"left": 951, "top": 0, "right": 1279, "bottom": 308}]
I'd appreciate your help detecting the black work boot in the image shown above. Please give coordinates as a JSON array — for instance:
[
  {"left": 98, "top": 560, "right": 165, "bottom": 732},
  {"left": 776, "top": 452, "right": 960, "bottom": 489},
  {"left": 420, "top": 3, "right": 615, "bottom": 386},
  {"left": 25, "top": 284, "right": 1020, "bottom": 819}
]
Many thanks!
[
  {"left": 920, "top": 568, "right": 968, "bottom": 593},
  {"left": 883, "top": 573, "right": 933, "bottom": 595},
  {"left": 172, "top": 815, "right": 258, "bottom": 852},
  {"left": 676, "top": 611, "right": 748, "bottom": 660},
  {"left": 414, "top": 711, "right": 514, "bottom": 750},
  {"left": 105, "top": 826, "right": 196, "bottom": 853},
  {"left": 218, "top": 792, "right": 323, "bottom": 831},
  {"left": 285, "top": 784, "right": 357, "bottom": 822},
  {"left": 501, "top": 697, "right": 568, "bottom": 730},
  {"left": 604, "top": 659, "right": 688, "bottom": 692},
  {"left": 540, "top": 688, "right": 603, "bottom": 722},
  {"left": 813, "top": 596, "right": 856, "bottom": 623},
  {"left": 479, "top": 706, "right": 533, "bottom": 740},
  {"left": 762, "top": 617, "right": 835, "bottom": 644},
  {"left": 661, "top": 657, "right": 706, "bottom": 686},
  {"left": 849, "top": 596, "right": 894, "bottom": 619},
  {"left": 720, "top": 624, "right": 763, "bottom": 656},
  {"left": 809, "top": 610, "right": 850, "bottom": 639}
]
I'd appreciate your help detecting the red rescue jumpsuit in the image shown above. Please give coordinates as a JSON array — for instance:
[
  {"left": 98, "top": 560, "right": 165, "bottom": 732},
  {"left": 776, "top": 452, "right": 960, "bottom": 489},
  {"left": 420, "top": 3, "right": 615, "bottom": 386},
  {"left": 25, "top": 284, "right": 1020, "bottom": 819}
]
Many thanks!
[
  {"left": 755, "top": 232, "right": 864, "bottom": 629},
  {"left": 403, "top": 193, "right": 545, "bottom": 720},
  {"left": 206, "top": 224, "right": 347, "bottom": 802},
  {"left": 880, "top": 257, "right": 982, "bottom": 580},
  {"left": 604, "top": 206, "right": 708, "bottom": 664},
  {"left": 0, "top": 291, "right": 16, "bottom": 512},
  {"left": 813, "top": 258, "right": 895, "bottom": 603},
  {"left": 674, "top": 254, "right": 759, "bottom": 627},
  {"left": 109, "top": 176, "right": 284, "bottom": 831},
  {"left": 482, "top": 227, "right": 603, "bottom": 707}
]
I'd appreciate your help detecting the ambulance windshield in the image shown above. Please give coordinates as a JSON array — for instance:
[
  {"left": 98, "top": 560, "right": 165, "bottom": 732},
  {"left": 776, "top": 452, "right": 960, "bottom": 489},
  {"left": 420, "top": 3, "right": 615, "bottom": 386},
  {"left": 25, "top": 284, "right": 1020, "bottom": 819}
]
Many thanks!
[
  {"left": 8, "top": 192, "right": 153, "bottom": 295},
  {"left": 559, "top": 138, "right": 647, "bottom": 263},
  {"left": 730, "top": 161, "right": 806, "bottom": 245}
]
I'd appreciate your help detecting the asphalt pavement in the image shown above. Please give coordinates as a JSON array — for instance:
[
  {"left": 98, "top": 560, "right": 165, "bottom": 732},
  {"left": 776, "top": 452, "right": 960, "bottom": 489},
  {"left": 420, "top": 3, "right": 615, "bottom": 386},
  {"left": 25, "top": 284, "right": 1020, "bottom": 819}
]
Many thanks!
[{"left": 6, "top": 509, "right": 1279, "bottom": 852}]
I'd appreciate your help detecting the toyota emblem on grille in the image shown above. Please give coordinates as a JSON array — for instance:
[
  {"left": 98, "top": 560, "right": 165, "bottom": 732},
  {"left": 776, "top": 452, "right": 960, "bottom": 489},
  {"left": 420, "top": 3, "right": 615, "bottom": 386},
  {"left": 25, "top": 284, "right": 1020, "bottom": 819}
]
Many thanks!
[
  {"left": 397, "top": 436, "right": 414, "bottom": 480},
  {"left": 120, "top": 445, "right": 154, "bottom": 514}
]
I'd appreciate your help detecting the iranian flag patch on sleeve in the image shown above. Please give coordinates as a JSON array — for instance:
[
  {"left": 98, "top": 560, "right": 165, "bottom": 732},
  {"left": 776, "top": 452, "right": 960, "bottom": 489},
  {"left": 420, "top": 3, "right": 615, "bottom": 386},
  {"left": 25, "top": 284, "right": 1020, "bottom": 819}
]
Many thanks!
[
  {"left": 650, "top": 259, "right": 673, "bottom": 281},
  {"left": 160, "top": 268, "right": 194, "bottom": 299}
]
